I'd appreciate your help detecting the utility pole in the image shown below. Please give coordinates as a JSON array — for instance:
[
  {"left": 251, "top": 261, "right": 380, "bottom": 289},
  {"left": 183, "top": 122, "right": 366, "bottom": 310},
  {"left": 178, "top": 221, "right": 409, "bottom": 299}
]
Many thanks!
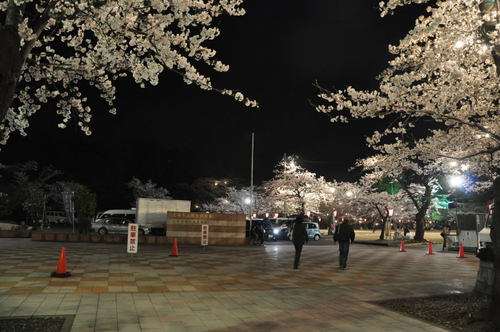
[{"left": 250, "top": 132, "right": 254, "bottom": 221}]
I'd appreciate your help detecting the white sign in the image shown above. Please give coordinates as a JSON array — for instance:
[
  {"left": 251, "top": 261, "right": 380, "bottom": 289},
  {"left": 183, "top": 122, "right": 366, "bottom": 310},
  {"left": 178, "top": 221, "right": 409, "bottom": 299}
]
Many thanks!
[
  {"left": 127, "top": 223, "right": 139, "bottom": 253},
  {"left": 201, "top": 224, "right": 209, "bottom": 246}
]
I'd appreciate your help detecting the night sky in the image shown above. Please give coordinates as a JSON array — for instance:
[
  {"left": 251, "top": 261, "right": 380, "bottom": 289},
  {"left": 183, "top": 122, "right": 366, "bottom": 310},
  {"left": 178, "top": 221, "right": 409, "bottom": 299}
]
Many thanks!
[{"left": 0, "top": 1, "right": 423, "bottom": 207}]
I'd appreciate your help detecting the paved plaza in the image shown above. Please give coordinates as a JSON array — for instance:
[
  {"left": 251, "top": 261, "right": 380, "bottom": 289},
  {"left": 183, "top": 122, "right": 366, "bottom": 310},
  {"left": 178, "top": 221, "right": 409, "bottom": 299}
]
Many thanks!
[{"left": 0, "top": 239, "right": 479, "bottom": 331}]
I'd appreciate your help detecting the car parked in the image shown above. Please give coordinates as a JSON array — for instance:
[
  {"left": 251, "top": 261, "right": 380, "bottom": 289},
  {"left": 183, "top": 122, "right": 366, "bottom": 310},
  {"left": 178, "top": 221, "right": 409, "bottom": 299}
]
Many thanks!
[
  {"left": 288, "top": 222, "right": 322, "bottom": 241},
  {"left": 91, "top": 217, "right": 149, "bottom": 235}
]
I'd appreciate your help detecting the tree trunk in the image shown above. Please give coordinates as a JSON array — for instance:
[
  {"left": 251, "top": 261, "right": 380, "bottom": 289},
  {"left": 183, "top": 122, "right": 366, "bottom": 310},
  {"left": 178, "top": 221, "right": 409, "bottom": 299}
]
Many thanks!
[
  {"left": 0, "top": 25, "right": 22, "bottom": 123},
  {"left": 489, "top": 176, "right": 500, "bottom": 327},
  {"left": 379, "top": 216, "right": 387, "bottom": 240},
  {"left": 374, "top": 204, "right": 387, "bottom": 240},
  {"left": 414, "top": 184, "right": 432, "bottom": 241}
]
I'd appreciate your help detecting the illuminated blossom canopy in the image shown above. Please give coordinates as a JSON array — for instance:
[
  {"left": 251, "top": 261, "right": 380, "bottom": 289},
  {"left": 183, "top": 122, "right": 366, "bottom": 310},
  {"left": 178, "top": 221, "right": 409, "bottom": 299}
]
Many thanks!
[
  {"left": 316, "top": 0, "right": 499, "bottom": 177},
  {"left": 0, "top": 0, "right": 257, "bottom": 144}
]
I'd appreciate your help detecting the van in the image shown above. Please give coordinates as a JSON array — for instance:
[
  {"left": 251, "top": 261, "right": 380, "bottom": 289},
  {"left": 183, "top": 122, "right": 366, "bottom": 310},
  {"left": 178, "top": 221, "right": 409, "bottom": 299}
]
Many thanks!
[
  {"left": 97, "top": 209, "right": 136, "bottom": 220},
  {"left": 46, "top": 211, "right": 67, "bottom": 224}
]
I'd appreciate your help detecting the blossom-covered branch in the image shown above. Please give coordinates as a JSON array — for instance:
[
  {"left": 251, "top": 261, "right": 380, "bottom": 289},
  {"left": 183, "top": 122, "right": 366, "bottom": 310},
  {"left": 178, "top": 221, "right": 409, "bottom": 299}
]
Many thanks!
[{"left": 0, "top": 0, "right": 257, "bottom": 145}]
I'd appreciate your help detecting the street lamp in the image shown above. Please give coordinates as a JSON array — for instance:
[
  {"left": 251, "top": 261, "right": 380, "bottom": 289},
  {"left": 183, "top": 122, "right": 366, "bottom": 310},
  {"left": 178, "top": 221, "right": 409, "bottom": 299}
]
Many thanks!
[{"left": 448, "top": 175, "right": 465, "bottom": 188}]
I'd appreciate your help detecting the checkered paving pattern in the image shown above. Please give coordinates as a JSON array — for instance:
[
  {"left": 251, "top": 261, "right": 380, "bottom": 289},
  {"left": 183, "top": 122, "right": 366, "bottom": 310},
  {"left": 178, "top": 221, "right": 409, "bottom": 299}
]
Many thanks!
[{"left": 0, "top": 239, "right": 478, "bottom": 295}]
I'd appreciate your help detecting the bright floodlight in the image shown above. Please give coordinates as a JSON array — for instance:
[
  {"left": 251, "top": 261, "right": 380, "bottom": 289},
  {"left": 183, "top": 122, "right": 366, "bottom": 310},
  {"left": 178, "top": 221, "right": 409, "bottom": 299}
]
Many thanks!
[
  {"left": 244, "top": 197, "right": 251, "bottom": 204},
  {"left": 454, "top": 40, "right": 465, "bottom": 48},
  {"left": 346, "top": 191, "right": 353, "bottom": 197},
  {"left": 449, "top": 161, "right": 458, "bottom": 167},
  {"left": 449, "top": 175, "right": 465, "bottom": 188}
]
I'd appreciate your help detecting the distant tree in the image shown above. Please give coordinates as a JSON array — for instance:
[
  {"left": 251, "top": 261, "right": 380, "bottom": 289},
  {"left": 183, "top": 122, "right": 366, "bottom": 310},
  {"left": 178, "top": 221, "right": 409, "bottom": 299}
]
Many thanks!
[
  {"left": 0, "top": 161, "right": 61, "bottom": 222},
  {"left": 0, "top": 192, "right": 9, "bottom": 217},
  {"left": 74, "top": 185, "right": 96, "bottom": 233},
  {"left": 264, "top": 156, "right": 327, "bottom": 215},
  {"left": 128, "top": 177, "right": 171, "bottom": 204},
  {"left": 52, "top": 181, "right": 96, "bottom": 225},
  {"left": 174, "top": 177, "right": 234, "bottom": 207},
  {"left": 0, "top": 0, "right": 257, "bottom": 145},
  {"left": 22, "top": 185, "right": 45, "bottom": 225},
  {"left": 204, "top": 186, "right": 271, "bottom": 216}
]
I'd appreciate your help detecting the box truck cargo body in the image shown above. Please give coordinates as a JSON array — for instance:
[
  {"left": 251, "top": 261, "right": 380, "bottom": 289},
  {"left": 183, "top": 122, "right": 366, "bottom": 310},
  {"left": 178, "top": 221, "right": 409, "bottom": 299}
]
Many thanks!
[{"left": 136, "top": 198, "right": 191, "bottom": 234}]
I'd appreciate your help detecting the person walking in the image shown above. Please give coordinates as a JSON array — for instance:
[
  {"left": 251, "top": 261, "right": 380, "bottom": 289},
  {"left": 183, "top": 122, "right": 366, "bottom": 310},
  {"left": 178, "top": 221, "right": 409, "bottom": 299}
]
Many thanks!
[
  {"left": 334, "top": 219, "right": 355, "bottom": 270},
  {"left": 292, "top": 215, "right": 308, "bottom": 269}
]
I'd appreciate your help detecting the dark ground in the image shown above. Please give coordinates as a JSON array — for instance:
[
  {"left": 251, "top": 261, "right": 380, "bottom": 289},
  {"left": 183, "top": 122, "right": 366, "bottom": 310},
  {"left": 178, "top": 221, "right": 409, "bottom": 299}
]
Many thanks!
[
  {"left": 376, "top": 293, "right": 494, "bottom": 332},
  {"left": 0, "top": 316, "right": 73, "bottom": 332}
]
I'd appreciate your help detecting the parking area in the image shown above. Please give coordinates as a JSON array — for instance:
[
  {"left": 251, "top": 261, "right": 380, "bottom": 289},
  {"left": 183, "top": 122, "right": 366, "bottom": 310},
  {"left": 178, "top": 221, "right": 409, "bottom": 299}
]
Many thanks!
[{"left": 0, "top": 239, "right": 478, "bottom": 331}]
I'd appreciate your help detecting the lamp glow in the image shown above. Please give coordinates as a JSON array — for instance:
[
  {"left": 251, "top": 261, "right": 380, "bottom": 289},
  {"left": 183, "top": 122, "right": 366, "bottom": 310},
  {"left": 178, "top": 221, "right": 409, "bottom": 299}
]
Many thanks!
[{"left": 449, "top": 175, "right": 465, "bottom": 188}]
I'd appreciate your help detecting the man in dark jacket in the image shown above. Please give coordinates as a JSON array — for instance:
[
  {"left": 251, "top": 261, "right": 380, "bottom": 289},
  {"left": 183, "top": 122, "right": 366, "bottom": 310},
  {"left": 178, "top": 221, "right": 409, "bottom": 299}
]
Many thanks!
[
  {"left": 334, "top": 219, "right": 355, "bottom": 270},
  {"left": 292, "top": 215, "right": 309, "bottom": 269}
]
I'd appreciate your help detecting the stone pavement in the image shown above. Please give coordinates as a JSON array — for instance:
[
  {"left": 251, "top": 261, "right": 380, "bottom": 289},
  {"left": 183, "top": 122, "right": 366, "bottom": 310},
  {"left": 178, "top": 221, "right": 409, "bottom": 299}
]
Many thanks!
[{"left": 0, "top": 239, "right": 478, "bottom": 331}]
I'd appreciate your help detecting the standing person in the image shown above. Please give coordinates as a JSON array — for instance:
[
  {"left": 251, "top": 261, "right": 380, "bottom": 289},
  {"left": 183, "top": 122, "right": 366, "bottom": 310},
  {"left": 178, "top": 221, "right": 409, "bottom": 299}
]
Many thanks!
[
  {"left": 334, "top": 219, "right": 355, "bottom": 270},
  {"left": 257, "top": 223, "right": 265, "bottom": 245},
  {"left": 441, "top": 223, "right": 450, "bottom": 251},
  {"left": 250, "top": 223, "right": 258, "bottom": 245},
  {"left": 292, "top": 215, "right": 308, "bottom": 269},
  {"left": 403, "top": 225, "right": 410, "bottom": 237}
]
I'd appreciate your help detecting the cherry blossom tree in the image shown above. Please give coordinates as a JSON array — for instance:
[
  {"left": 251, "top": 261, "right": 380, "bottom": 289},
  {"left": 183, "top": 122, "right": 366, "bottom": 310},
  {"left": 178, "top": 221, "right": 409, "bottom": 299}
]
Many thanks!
[
  {"left": 315, "top": 0, "right": 498, "bottom": 326},
  {"left": 0, "top": 0, "right": 257, "bottom": 145},
  {"left": 264, "top": 156, "right": 328, "bottom": 215},
  {"left": 330, "top": 178, "right": 416, "bottom": 240},
  {"left": 203, "top": 186, "right": 271, "bottom": 216},
  {"left": 315, "top": 0, "right": 498, "bottom": 172}
]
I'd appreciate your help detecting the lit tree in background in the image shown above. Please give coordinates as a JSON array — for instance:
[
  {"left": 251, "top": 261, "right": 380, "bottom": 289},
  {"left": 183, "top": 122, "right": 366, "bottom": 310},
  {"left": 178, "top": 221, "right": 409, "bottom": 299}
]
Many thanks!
[
  {"left": 0, "top": 0, "right": 257, "bottom": 145},
  {"left": 264, "top": 156, "right": 328, "bottom": 216},
  {"left": 203, "top": 186, "right": 271, "bottom": 216},
  {"left": 356, "top": 151, "right": 449, "bottom": 241},
  {"left": 357, "top": 179, "right": 414, "bottom": 240},
  {"left": 330, "top": 179, "right": 415, "bottom": 239},
  {"left": 316, "top": 0, "right": 499, "bottom": 326}
]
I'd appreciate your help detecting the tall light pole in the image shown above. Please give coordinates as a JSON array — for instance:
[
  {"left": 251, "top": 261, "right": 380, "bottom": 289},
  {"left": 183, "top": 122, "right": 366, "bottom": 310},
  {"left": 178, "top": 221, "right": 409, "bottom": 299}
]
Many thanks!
[{"left": 250, "top": 132, "right": 254, "bottom": 224}]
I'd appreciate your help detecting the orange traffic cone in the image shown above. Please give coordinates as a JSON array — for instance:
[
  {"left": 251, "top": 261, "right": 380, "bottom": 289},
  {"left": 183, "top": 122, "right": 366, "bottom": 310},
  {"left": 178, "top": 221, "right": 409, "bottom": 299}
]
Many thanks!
[
  {"left": 400, "top": 239, "right": 406, "bottom": 252},
  {"left": 426, "top": 241, "right": 434, "bottom": 255},
  {"left": 169, "top": 238, "right": 179, "bottom": 257},
  {"left": 457, "top": 241, "right": 465, "bottom": 258},
  {"left": 51, "top": 247, "right": 71, "bottom": 278}
]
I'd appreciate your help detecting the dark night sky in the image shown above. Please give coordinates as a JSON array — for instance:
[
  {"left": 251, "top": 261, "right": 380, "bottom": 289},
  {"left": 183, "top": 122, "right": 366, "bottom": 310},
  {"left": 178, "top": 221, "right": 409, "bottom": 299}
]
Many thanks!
[{"left": 0, "top": 1, "right": 423, "bottom": 207}]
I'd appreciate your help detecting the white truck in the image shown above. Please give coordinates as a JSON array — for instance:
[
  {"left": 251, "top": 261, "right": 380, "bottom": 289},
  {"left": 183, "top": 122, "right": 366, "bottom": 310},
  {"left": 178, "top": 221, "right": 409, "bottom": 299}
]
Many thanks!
[{"left": 136, "top": 198, "right": 191, "bottom": 235}]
